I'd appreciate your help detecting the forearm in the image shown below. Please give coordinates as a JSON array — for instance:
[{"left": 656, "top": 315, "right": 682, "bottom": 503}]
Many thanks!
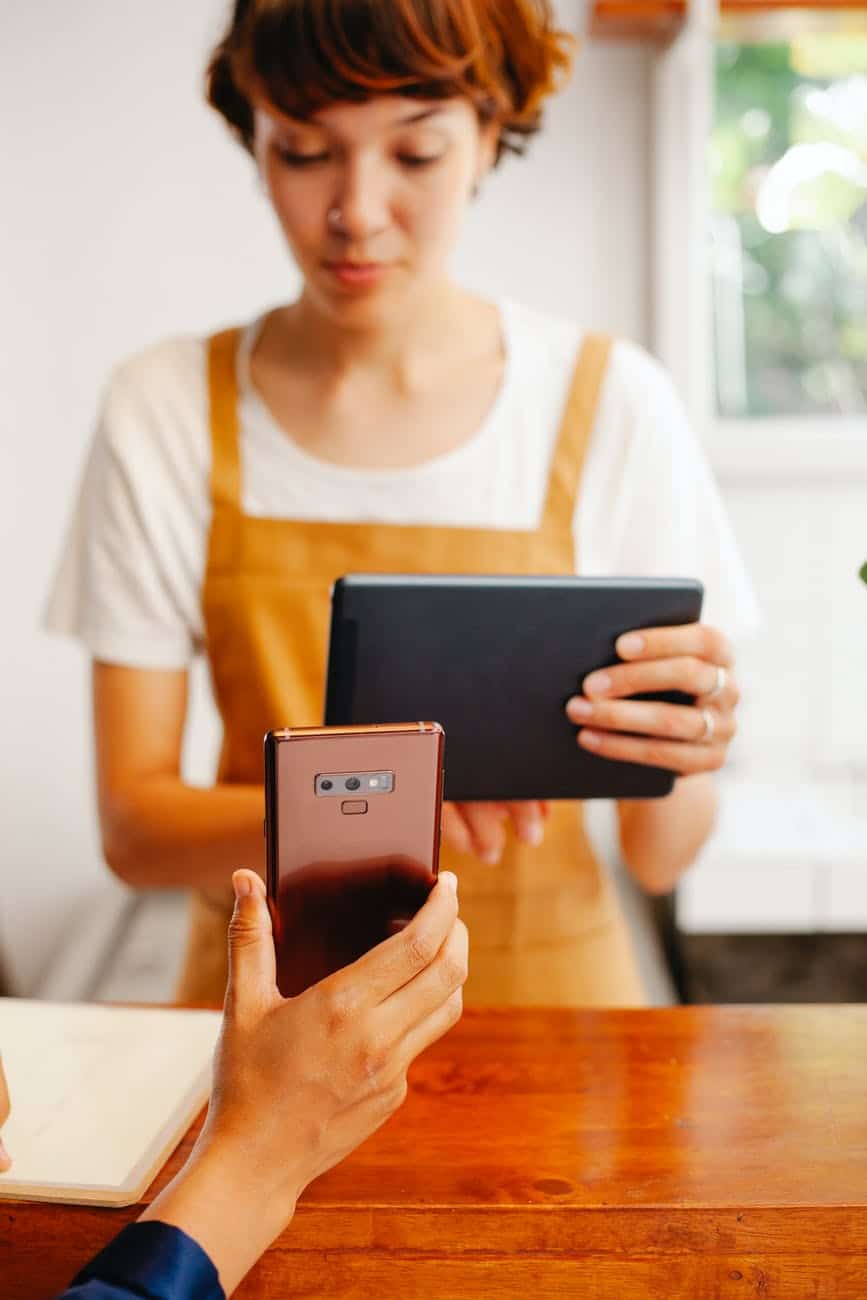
[
  {"left": 140, "top": 1137, "right": 299, "bottom": 1297},
  {"left": 101, "top": 778, "right": 264, "bottom": 894},
  {"left": 617, "top": 773, "right": 719, "bottom": 895}
]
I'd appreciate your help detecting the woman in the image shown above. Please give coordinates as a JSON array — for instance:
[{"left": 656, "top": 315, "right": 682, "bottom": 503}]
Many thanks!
[
  {"left": 47, "top": 0, "right": 757, "bottom": 1007},
  {"left": 2, "top": 869, "right": 466, "bottom": 1298}
]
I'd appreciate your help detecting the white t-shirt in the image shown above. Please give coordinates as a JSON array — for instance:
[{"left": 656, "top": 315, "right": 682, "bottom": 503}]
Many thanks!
[{"left": 45, "top": 298, "right": 760, "bottom": 667}]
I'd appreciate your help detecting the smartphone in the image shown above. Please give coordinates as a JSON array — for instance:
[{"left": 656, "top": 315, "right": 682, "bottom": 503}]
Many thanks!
[{"left": 265, "top": 722, "right": 445, "bottom": 998}]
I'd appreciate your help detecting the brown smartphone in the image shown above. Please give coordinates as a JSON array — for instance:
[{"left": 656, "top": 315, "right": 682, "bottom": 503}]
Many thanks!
[{"left": 265, "top": 722, "right": 445, "bottom": 998}]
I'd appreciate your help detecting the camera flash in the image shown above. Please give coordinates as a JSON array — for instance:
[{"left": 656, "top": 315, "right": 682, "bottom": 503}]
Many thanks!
[{"left": 369, "top": 777, "right": 380, "bottom": 788}]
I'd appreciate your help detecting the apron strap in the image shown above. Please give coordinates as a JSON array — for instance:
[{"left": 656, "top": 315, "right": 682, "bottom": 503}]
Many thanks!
[
  {"left": 539, "top": 333, "right": 613, "bottom": 537},
  {"left": 208, "top": 327, "right": 244, "bottom": 513}
]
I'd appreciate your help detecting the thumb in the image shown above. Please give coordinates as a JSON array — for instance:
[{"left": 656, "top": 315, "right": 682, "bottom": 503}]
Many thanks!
[{"left": 225, "top": 869, "right": 278, "bottom": 1014}]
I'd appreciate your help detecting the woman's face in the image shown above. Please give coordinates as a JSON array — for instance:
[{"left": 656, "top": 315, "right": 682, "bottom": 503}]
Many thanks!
[{"left": 253, "top": 94, "right": 496, "bottom": 325}]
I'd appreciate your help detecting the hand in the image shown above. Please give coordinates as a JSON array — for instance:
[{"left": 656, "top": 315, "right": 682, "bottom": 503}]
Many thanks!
[
  {"left": 142, "top": 869, "right": 466, "bottom": 1295},
  {"left": 205, "top": 867, "right": 466, "bottom": 1199},
  {"left": 0, "top": 1056, "right": 10, "bottom": 1172},
  {"left": 565, "top": 623, "right": 739, "bottom": 777},
  {"left": 442, "top": 801, "right": 550, "bottom": 865}
]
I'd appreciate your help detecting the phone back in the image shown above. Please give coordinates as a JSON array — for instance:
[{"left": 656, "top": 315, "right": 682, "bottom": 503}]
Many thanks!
[{"left": 265, "top": 723, "right": 444, "bottom": 997}]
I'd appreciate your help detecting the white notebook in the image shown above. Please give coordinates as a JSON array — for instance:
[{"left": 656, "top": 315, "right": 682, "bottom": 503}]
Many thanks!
[{"left": 0, "top": 999, "right": 221, "bottom": 1207}]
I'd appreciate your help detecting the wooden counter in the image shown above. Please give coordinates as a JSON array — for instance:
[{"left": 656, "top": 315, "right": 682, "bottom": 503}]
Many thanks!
[{"left": 4, "top": 1006, "right": 867, "bottom": 1298}]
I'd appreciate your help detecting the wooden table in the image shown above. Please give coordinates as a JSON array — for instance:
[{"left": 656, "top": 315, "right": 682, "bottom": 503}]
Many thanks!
[{"left": 4, "top": 1006, "right": 867, "bottom": 1298}]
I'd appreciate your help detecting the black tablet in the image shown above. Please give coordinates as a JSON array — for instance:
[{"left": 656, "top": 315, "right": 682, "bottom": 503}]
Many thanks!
[{"left": 324, "top": 574, "right": 704, "bottom": 802}]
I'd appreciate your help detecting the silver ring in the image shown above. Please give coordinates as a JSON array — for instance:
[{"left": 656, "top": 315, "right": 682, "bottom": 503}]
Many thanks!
[
  {"left": 703, "top": 666, "right": 727, "bottom": 701},
  {"left": 327, "top": 205, "right": 344, "bottom": 232},
  {"left": 698, "top": 708, "right": 716, "bottom": 744}
]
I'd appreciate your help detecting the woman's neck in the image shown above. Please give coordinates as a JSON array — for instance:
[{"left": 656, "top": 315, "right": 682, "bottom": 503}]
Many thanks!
[{"left": 273, "top": 281, "right": 491, "bottom": 394}]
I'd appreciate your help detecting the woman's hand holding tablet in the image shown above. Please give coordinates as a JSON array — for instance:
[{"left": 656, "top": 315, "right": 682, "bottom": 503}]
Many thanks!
[
  {"left": 438, "top": 622, "right": 738, "bottom": 863},
  {"left": 567, "top": 622, "right": 739, "bottom": 776}
]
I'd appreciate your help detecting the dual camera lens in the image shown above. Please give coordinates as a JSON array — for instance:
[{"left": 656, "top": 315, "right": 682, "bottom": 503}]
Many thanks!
[{"left": 317, "top": 775, "right": 362, "bottom": 792}]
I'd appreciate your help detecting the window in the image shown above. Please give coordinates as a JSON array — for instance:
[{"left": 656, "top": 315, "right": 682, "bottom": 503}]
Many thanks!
[{"left": 711, "top": 33, "right": 867, "bottom": 419}]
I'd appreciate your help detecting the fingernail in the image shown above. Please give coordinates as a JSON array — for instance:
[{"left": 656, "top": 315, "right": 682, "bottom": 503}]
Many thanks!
[
  {"left": 617, "top": 633, "right": 645, "bottom": 657},
  {"left": 584, "top": 672, "right": 611, "bottom": 697},
  {"left": 481, "top": 847, "right": 501, "bottom": 865},
  {"left": 232, "top": 871, "right": 253, "bottom": 900},
  {"left": 522, "top": 821, "right": 544, "bottom": 847},
  {"left": 567, "top": 697, "right": 593, "bottom": 720},
  {"left": 580, "top": 730, "right": 601, "bottom": 748},
  {"left": 0, "top": 1138, "right": 10, "bottom": 1171},
  {"left": 440, "top": 871, "right": 458, "bottom": 894}
]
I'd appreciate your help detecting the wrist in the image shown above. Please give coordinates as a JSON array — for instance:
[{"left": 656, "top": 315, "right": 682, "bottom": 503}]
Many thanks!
[
  {"left": 142, "top": 1133, "right": 300, "bottom": 1295},
  {"left": 618, "top": 774, "right": 718, "bottom": 892},
  {"left": 194, "top": 1126, "right": 303, "bottom": 1225}
]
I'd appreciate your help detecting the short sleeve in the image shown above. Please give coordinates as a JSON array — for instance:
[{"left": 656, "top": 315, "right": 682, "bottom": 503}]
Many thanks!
[
  {"left": 577, "top": 340, "right": 761, "bottom": 645},
  {"left": 44, "top": 340, "right": 211, "bottom": 669}
]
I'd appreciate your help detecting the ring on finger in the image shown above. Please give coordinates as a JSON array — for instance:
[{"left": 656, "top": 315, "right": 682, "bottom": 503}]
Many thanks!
[
  {"left": 698, "top": 708, "right": 716, "bottom": 744},
  {"left": 703, "top": 665, "right": 728, "bottom": 701}
]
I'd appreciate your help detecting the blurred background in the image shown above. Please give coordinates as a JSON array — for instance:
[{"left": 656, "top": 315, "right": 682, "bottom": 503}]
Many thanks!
[{"left": 1, "top": 0, "right": 865, "bottom": 1005}]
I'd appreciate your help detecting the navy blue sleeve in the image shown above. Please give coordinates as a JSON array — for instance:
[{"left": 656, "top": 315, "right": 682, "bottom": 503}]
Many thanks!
[{"left": 57, "top": 1220, "right": 224, "bottom": 1300}]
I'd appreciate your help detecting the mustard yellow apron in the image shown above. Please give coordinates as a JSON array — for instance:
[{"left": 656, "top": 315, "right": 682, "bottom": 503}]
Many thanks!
[{"left": 174, "top": 325, "right": 646, "bottom": 1008}]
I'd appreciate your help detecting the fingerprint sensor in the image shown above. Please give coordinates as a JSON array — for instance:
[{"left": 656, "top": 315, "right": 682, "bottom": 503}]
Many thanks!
[{"left": 341, "top": 799, "right": 368, "bottom": 815}]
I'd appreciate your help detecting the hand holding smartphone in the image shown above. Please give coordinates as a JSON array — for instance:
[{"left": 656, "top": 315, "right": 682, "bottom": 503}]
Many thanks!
[{"left": 265, "top": 723, "right": 444, "bottom": 997}]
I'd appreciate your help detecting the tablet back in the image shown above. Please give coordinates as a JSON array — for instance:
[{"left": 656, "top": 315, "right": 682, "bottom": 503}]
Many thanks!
[{"left": 325, "top": 575, "right": 704, "bottom": 802}]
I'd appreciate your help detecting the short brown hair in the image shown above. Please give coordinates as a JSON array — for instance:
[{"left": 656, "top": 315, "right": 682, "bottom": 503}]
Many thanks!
[{"left": 206, "top": 0, "right": 575, "bottom": 165}]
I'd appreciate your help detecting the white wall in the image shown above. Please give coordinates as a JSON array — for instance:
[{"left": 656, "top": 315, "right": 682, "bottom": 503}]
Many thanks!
[
  {"left": 0, "top": 1, "right": 654, "bottom": 993},
  {"left": 677, "top": 475, "right": 867, "bottom": 935}
]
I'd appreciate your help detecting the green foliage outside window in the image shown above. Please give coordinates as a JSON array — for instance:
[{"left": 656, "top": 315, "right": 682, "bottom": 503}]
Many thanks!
[{"left": 712, "top": 36, "right": 867, "bottom": 417}]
